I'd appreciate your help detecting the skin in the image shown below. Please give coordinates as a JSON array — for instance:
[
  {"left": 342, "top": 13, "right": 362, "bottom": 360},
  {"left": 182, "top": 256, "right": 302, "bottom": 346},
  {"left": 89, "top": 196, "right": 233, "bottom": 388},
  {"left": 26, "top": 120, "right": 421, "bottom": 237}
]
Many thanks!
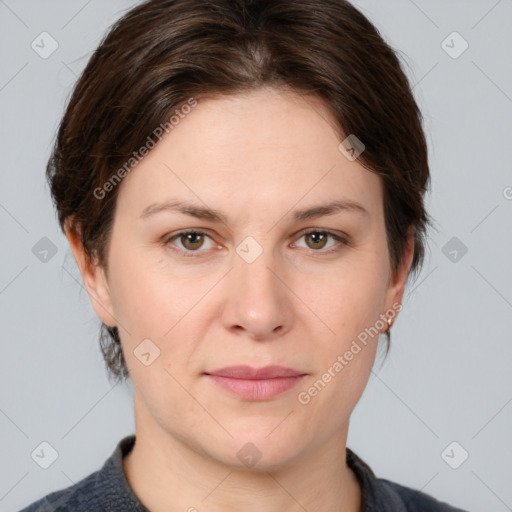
[{"left": 66, "top": 87, "right": 414, "bottom": 512}]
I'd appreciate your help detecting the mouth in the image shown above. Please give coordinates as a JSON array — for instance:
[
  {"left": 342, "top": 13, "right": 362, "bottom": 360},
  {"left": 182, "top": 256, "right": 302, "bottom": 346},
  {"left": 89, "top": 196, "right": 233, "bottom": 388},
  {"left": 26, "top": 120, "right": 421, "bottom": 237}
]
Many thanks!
[{"left": 203, "top": 365, "right": 307, "bottom": 400}]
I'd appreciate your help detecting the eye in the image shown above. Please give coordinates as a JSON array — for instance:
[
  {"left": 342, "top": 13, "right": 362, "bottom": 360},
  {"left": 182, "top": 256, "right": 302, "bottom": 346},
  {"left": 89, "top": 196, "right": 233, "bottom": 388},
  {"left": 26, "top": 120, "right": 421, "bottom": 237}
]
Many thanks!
[
  {"left": 164, "top": 230, "right": 214, "bottom": 257},
  {"left": 293, "top": 229, "right": 349, "bottom": 253},
  {"left": 163, "top": 228, "right": 349, "bottom": 258}
]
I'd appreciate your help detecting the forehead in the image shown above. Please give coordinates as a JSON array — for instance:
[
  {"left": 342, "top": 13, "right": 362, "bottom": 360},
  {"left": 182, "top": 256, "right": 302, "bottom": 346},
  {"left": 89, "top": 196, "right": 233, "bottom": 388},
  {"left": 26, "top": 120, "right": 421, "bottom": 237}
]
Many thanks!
[{"left": 115, "top": 88, "right": 383, "bottom": 221}]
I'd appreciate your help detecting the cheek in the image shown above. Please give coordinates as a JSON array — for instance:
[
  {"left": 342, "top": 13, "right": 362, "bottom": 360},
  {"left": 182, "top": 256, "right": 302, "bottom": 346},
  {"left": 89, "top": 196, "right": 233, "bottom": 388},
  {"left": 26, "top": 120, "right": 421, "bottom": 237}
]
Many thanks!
[
  {"left": 315, "top": 254, "right": 389, "bottom": 405},
  {"left": 296, "top": 269, "right": 384, "bottom": 430},
  {"left": 108, "top": 265, "right": 164, "bottom": 334},
  {"left": 106, "top": 245, "right": 218, "bottom": 372},
  {"left": 305, "top": 258, "right": 388, "bottom": 347},
  {"left": 105, "top": 243, "right": 181, "bottom": 350}
]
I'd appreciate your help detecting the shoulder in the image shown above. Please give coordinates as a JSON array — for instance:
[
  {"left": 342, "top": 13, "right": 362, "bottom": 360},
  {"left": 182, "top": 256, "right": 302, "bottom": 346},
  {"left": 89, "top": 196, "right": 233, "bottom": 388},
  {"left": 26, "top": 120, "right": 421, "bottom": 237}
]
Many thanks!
[
  {"left": 19, "top": 435, "right": 143, "bottom": 512},
  {"left": 18, "top": 471, "right": 99, "bottom": 511},
  {"left": 375, "top": 477, "right": 470, "bottom": 512},
  {"left": 346, "top": 447, "right": 470, "bottom": 512}
]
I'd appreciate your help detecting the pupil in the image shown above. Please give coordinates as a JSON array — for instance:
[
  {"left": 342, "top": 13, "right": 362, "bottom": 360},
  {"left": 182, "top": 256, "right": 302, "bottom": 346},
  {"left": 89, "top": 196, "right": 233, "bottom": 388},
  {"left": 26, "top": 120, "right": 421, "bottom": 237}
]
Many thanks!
[
  {"left": 184, "top": 233, "right": 202, "bottom": 249},
  {"left": 309, "top": 232, "right": 326, "bottom": 249}
]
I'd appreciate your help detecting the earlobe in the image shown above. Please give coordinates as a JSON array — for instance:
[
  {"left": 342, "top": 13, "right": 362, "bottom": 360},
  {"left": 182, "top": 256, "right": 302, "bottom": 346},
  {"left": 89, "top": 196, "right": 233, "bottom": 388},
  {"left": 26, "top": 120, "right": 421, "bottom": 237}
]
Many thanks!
[{"left": 64, "top": 221, "right": 117, "bottom": 328}]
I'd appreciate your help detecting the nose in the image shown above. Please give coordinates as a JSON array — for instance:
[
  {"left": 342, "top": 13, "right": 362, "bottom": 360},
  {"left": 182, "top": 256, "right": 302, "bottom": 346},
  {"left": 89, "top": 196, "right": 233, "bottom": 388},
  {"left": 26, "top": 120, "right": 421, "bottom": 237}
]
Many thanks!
[{"left": 221, "top": 245, "right": 294, "bottom": 341}]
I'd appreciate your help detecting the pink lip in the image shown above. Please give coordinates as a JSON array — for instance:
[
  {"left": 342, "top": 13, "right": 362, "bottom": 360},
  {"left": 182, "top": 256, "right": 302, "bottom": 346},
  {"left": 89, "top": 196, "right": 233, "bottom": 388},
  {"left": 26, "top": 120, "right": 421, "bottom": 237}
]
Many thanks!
[
  {"left": 206, "top": 365, "right": 304, "bottom": 379},
  {"left": 204, "top": 365, "right": 306, "bottom": 400}
]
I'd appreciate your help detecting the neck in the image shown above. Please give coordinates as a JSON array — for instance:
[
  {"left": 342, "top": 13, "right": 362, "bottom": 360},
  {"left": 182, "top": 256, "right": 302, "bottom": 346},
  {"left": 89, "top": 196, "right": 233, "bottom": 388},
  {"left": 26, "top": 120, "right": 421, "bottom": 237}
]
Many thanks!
[{"left": 123, "top": 413, "right": 362, "bottom": 512}]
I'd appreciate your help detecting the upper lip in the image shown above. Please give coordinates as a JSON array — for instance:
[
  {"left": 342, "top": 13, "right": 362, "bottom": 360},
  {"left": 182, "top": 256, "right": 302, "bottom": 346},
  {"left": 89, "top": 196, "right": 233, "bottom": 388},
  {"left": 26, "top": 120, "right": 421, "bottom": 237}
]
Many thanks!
[{"left": 205, "top": 365, "right": 305, "bottom": 379}]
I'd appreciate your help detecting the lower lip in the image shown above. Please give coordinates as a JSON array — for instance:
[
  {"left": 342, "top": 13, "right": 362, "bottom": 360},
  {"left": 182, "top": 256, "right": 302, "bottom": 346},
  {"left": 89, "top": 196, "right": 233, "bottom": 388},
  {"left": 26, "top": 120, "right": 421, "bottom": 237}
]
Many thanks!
[{"left": 205, "top": 375, "right": 305, "bottom": 400}]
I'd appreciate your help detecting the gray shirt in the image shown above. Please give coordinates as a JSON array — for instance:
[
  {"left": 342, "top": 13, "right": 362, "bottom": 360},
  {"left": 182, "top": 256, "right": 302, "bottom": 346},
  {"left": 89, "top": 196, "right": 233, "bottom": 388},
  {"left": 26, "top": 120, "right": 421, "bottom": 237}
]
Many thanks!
[{"left": 20, "top": 435, "right": 469, "bottom": 511}]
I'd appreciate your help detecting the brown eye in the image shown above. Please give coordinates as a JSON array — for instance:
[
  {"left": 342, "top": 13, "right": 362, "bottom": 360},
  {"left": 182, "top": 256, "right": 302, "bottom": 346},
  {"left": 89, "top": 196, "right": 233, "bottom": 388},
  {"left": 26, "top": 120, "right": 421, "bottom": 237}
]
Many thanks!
[
  {"left": 180, "top": 232, "right": 204, "bottom": 250},
  {"left": 165, "top": 230, "right": 215, "bottom": 257},
  {"left": 304, "top": 231, "right": 328, "bottom": 250},
  {"left": 294, "top": 229, "right": 349, "bottom": 253}
]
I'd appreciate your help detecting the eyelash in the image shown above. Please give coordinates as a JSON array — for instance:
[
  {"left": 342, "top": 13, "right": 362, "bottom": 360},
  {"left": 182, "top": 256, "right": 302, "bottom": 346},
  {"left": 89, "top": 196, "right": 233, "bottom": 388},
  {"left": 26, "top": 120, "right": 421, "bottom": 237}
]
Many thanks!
[{"left": 163, "top": 229, "right": 350, "bottom": 258}]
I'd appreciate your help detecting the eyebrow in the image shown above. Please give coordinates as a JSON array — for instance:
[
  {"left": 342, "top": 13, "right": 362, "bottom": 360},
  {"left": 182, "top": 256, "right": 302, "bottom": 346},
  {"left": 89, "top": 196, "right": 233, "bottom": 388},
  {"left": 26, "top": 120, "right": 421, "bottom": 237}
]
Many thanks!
[{"left": 139, "top": 199, "right": 370, "bottom": 224}]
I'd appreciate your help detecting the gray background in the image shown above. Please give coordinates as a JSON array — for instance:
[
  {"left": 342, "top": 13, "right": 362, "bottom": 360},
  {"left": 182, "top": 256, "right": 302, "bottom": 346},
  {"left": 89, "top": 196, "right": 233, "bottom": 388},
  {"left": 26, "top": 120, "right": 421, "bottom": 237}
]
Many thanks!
[{"left": 1, "top": 1, "right": 511, "bottom": 510}]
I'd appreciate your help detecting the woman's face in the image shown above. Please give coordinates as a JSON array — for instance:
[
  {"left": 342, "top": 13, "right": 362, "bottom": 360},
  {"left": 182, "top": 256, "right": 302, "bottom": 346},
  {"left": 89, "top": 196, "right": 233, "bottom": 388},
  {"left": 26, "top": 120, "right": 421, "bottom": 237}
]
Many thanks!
[{"left": 73, "top": 87, "right": 412, "bottom": 468}]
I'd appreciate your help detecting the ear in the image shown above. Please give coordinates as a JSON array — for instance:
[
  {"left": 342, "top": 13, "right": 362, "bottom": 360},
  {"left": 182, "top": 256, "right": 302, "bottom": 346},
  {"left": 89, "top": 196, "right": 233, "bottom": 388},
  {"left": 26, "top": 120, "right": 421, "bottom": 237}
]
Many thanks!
[
  {"left": 65, "top": 220, "right": 117, "bottom": 327},
  {"left": 383, "top": 227, "right": 415, "bottom": 315}
]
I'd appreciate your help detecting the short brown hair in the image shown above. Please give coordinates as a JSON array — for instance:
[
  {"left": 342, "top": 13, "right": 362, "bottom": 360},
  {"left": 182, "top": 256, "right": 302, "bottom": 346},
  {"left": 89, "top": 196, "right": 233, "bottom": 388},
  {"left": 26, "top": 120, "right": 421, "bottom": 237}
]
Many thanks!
[{"left": 48, "top": 0, "right": 432, "bottom": 383}]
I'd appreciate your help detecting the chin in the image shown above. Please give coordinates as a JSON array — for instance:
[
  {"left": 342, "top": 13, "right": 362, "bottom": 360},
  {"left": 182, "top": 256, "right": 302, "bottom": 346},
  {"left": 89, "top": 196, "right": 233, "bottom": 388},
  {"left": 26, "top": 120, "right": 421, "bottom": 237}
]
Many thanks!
[{"left": 204, "top": 426, "right": 306, "bottom": 472}]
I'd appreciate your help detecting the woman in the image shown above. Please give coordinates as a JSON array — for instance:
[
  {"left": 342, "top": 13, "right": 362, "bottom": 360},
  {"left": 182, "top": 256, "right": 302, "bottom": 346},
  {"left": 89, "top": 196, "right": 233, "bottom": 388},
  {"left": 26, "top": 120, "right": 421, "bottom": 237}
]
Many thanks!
[{"left": 21, "top": 0, "right": 470, "bottom": 510}]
